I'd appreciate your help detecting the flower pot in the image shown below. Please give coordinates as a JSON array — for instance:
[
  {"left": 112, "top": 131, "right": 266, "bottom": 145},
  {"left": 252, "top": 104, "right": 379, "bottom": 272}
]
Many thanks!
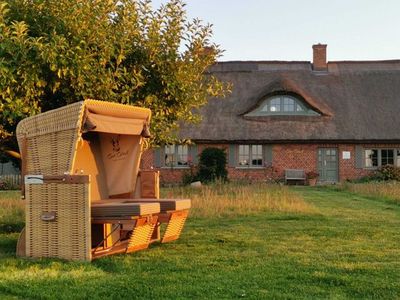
[{"left": 308, "top": 178, "right": 317, "bottom": 186}]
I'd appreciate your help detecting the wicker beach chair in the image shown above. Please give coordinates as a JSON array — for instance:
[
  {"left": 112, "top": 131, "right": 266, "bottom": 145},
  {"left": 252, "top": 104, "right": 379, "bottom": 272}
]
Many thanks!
[{"left": 15, "top": 100, "right": 190, "bottom": 261}]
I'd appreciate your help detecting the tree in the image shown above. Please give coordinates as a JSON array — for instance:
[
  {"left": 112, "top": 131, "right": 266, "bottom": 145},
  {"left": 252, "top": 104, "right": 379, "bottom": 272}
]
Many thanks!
[{"left": 0, "top": 0, "right": 230, "bottom": 154}]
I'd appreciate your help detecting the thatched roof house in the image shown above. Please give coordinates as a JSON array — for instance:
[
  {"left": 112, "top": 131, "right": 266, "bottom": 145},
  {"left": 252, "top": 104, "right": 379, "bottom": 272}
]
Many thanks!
[{"left": 144, "top": 44, "right": 400, "bottom": 184}]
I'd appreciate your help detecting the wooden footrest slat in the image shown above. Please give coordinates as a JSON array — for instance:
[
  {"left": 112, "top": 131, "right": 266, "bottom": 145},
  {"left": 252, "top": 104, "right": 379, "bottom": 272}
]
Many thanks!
[
  {"left": 92, "top": 216, "right": 158, "bottom": 259},
  {"left": 161, "top": 210, "right": 189, "bottom": 243}
]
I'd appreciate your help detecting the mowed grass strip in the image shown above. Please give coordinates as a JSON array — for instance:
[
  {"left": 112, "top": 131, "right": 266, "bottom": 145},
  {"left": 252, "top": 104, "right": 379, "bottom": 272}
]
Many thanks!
[{"left": 0, "top": 185, "right": 399, "bottom": 299}]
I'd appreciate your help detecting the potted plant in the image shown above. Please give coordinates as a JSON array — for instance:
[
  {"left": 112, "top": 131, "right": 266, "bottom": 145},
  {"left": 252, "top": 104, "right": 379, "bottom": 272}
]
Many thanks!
[{"left": 306, "top": 171, "right": 319, "bottom": 186}]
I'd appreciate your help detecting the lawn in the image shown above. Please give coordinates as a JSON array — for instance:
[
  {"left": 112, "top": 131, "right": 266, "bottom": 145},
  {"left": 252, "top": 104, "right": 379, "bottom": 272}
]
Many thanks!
[{"left": 0, "top": 184, "right": 399, "bottom": 299}]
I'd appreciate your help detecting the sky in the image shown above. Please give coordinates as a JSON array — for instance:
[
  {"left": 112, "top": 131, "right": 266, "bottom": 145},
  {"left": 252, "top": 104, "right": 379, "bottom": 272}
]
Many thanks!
[{"left": 152, "top": 0, "right": 400, "bottom": 62}]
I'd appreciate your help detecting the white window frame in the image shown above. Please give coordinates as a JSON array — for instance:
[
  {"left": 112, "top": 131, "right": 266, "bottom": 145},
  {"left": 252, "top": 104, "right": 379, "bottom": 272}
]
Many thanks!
[
  {"left": 163, "top": 145, "right": 189, "bottom": 168},
  {"left": 364, "top": 148, "right": 396, "bottom": 168},
  {"left": 245, "top": 95, "right": 320, "bottom": 117},
  {"left": 237, "top": 145, "right": 264, "bottom": 168}
]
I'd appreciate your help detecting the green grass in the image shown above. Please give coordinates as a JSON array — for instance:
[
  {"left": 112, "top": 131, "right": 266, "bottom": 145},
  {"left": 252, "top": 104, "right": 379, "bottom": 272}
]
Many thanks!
[
  {"left": 161, "top": 182, "right": 317, "bottom": 217},
  {"left": 0, "top": 186, "right": 399, "bottom": 299},
  {"left": 0, "top": 191, "right": 24, "bottom": 233},
  {"left": 339, "top": 181, "right": 400, "bottom": 206}
]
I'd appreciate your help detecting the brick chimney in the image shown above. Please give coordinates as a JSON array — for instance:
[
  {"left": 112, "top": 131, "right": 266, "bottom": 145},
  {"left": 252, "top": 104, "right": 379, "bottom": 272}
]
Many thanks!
[{"left": 312, "top": 44, "right": 327, "bottom": 71}]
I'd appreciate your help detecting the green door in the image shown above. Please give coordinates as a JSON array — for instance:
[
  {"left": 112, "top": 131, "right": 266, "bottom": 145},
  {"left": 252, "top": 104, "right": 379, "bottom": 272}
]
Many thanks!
[{"left": 318, "top": 148, "right": 338, "bottom": 183}]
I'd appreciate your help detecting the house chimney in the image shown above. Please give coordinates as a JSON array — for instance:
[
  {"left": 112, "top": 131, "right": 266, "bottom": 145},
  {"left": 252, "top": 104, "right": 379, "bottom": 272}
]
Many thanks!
[{"left": 312, "top": 44, "right": 327, "bottom": 71}]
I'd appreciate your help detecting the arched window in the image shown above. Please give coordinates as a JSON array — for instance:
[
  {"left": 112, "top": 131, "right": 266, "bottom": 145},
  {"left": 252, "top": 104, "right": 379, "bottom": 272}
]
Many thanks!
[{"left": 245, "top": 95, "right": 320, "bottom": 116}]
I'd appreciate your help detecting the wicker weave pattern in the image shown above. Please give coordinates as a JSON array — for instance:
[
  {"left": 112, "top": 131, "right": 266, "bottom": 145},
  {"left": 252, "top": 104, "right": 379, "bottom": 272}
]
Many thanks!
[
  {"left": 17, "top": 102, "right": 84, "bottom": 175},
  {"left": 25, "top": 182, "right": 91, "bottom": 261},
  {"left": 25, "top": 130, "right": 77, "bottom": 175}
]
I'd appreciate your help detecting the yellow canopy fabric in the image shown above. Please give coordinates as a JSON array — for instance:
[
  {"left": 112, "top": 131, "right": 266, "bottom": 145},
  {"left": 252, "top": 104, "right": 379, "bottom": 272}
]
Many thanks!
[
  {"left": 99, "top": 133, "right": 141, "bottom": 196},
  {"left": 84, "top": 113, "right": 145, "bottom": 135}
]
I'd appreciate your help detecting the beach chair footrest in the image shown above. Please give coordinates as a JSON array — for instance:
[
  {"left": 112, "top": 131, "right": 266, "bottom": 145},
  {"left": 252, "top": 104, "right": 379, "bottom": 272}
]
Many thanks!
[
  {"left": 161, "top": 210, "right": 189, "bottom": 243},
  {"left": 92, "top": 216, "right": 158, "bottom": 259}
]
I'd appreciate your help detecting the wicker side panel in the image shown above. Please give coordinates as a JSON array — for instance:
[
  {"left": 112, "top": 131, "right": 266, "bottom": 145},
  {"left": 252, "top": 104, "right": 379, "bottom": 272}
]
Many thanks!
[
  {"left": 25, "top": 129, "right": 78, "bottom": 175},
  {"left": 16, "top": 102, "right": 84, "bottom": 139},
  {"left": 25, "top": 183, "right": 91, "bottom": 261},
  {"left": 16, "top": 101, "right": 84, "bottom": 175}
]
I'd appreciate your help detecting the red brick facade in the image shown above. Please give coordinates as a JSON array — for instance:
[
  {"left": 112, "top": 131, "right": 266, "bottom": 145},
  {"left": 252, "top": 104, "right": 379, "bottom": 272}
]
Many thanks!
[{"left": 141, "top": 143, "right": 400, "bottom": 184}]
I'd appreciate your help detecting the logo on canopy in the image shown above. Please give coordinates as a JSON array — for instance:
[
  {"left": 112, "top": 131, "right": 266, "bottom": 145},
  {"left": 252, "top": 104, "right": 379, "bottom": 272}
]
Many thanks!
[{"left": 107, "top": 135, "right": 128, "bottom": 161}]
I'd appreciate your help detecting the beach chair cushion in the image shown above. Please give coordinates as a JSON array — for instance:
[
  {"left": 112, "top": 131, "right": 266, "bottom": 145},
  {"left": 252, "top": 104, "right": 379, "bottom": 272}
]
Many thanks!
[
  {"left": 91, "top": 202, "right": 160, "bottom": 217},
  {"left": 131, "top": 199, "right": 191, "bottom": 212},
  {"left": 99, "top": 198, "right": 191, "bottom": 212}
]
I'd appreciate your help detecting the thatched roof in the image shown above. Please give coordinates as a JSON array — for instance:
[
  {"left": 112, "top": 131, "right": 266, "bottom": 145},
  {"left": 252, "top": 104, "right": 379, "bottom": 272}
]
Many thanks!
[{"left": 179, "top": 60, "right": 400, "bottom": 143}]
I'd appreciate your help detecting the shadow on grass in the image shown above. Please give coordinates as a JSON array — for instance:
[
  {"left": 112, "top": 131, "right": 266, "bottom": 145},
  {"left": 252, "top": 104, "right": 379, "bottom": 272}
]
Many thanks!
[
  {"left": 0, "top": 234, "right": 17, "bottom": 257},
  {"left": 0, "top": 223, "right": 24, "bottom": 234}
]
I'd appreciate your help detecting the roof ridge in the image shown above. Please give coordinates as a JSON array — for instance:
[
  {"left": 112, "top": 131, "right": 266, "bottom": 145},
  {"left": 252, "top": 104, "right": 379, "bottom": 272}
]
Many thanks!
[{"left": 216, "top": 60, "right": 400, "bottom": 64}]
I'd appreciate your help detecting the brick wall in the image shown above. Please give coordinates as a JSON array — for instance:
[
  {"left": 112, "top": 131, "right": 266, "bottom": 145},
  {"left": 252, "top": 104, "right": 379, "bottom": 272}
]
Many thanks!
[
  {"left": 140, "top": 148, "right": 191, "bottom": 184},
  {"left": 141, "top": 143, "right": 400, "bottom": 184}
]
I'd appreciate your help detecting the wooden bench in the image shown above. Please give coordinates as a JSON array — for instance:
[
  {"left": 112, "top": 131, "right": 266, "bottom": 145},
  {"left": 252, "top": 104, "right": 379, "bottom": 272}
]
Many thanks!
[{"left": 285, "top": 169, "right": 306, "bottom": 185}]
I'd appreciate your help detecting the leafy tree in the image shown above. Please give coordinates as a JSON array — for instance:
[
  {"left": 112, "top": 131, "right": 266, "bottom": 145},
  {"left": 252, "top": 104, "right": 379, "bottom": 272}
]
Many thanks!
[{"left": 0, "top": 0, "right": 230, "bottom": 154}]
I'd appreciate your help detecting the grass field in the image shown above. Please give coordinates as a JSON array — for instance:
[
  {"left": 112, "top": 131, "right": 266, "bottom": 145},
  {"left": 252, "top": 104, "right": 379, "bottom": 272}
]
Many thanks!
[
  {"left": 0, "top": 184, "right": 399, "bottom": 299},
  {"left": 340, "top": 181, "right": 400, "bottom": 205}
]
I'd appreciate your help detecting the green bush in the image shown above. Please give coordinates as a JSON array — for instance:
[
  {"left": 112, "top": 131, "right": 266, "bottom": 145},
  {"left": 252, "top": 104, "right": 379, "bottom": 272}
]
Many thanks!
[
  {"left": 0, "top": 178, "right": 20, "bottom": 190},
  {"left": 197, "top": 147, "right": 228, "bottom": 183},
  {"left": 346, "top": 176, "right": 375, "bottom": 184},
  {"left": 372, "top": 165, "right": 400, "bottom": 181}
]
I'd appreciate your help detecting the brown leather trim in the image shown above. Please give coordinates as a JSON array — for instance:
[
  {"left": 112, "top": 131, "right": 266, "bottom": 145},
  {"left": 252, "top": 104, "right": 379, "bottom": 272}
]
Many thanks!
[
  {"left": 41, "top": 175, "right": 90, "bottom": 184},
  {"left": 20, "top": 136, "right": 27, "bottom": 199}
]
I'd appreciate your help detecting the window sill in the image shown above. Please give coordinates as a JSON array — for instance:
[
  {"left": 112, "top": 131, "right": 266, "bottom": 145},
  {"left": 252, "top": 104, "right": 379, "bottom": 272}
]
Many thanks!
[
  {"left": 235, "top": 166, "right": 265, "bottom": 170},
  {"left": 160, "top": 166, "right": 190, "bottom": 170}
]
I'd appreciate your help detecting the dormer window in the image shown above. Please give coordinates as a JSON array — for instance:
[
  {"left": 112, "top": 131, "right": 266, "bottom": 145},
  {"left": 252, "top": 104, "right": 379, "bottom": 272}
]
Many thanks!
[{"left": 245, "top": 95, "right": 320, "bottom": 116}]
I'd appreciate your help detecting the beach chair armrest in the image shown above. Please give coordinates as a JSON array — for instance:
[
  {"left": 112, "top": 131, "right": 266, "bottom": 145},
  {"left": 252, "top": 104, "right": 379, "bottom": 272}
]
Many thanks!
[{"left": 138, "top": 170, "right": 160, "bottom": 199}]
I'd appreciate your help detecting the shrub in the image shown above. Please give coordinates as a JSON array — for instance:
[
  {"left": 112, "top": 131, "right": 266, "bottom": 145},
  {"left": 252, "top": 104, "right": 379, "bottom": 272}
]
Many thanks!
[
  {"left": 372, "top": 164, "right": 400, "bottom": 181},
  {"left": 0, "top": 178, "right": 20, "bottom": 190},
  {"left": 196, "top": 148, "right": 228, "bottom": 183},
  {"left": 346, "top": 176, "right": 374, "bottom": 184}
]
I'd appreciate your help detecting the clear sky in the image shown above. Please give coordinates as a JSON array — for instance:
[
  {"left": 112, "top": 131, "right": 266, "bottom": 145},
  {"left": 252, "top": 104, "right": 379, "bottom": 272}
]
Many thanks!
[{"left": 152, "top": 0, "right": 400, "bottom": 62}]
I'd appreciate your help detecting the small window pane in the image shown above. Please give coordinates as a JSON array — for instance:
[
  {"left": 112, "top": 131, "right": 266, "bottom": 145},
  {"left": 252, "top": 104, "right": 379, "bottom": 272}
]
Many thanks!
[
  {"left": 251, "top": 145, "right": 263, "bottom": 166},
  {"left": 381, "top": 149, "right": 394, "bottom": 166},
  {"left": 260, "top": 104, "right": 269, "bottom": 112},
  {"left": 269, "top": 98, "right": 281, "bottom": 112},
  {"left": 165, "top": 145, "right": 175, "bottom": 154},
  {"left": 238, "top": 145, "right": 250, "bottom": 166},
  {"left": 165, "top": 145, "right": 175, "bottom": 167},
  {"left": 396, "top": 150, "right": 400, "bottom": 167},
  {"left": 283, "top": 97, "right": 295, "bottom": 112},
  {"left": 177, "top": 145, "right": 188, "bottom": 166},
  {"left": 365, "top": 149, "right": 378, "bottom": 167},
  {"left": 165, "top": 145, "right": 188, "bottom": 167}
]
